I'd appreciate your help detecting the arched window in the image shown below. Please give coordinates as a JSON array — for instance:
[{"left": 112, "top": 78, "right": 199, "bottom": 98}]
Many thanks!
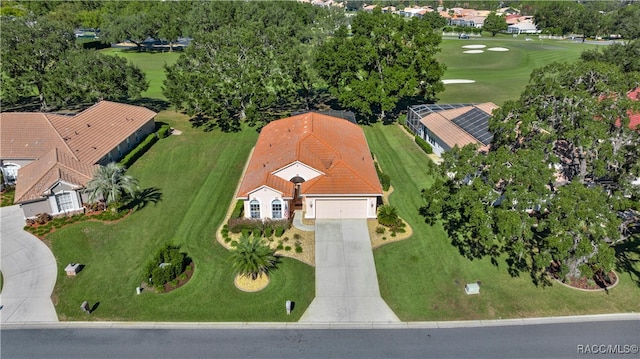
[
  {"left": 272, "top": 199, "right": 282, "bottom": 219},
  {"left": 250, "top": 200, "right": 260, "bottom": 219}
]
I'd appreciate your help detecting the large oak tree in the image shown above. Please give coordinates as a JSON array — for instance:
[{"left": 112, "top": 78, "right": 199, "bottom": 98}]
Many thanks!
[
  {"left": 421, "top": 59, "right": 640, "bottom": 285},
  {"left": 315, "top": 8, "right": 445, "bottom": 122}
]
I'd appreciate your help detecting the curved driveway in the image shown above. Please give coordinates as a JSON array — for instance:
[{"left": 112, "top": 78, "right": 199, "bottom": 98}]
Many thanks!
[{"left": 0, "top": 205, "right": 58, "bottom": 322}]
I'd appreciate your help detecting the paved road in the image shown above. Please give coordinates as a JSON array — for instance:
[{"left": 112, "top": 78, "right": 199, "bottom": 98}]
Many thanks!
[
  {"left": 2, "top": 319, "right": 638, "bottom": 358},
  {"left": 0, "top": 205, "right": 58, "bottom": 323},
  {"left": 300, "top": 219, "right": 399, "bottom": 322}
]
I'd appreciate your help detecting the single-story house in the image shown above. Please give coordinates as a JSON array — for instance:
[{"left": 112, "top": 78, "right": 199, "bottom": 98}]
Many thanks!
[
  {"left": 507, "top": 21, "right": 540, "bottom": 34},
  {"left": 1, "top": 101, "right": 157, "bottom": 218},
  {"left": 236, "top": 112, "right": 382, "bottom": 220},
  {"left": 406, "top": 103, "right": 498, "bottom": 156}
]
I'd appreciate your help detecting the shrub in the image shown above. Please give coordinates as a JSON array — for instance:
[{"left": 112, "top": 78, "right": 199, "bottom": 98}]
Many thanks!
[
  {"left": 276, "top": 244, "right": 284, "bottom": 250},
  {"left": 36, "top": 213, "right": 52, "bottom": 225},
  {"left": 415, "top": 136, "right": 433, "bottom": 154},
  {"left": 231, "top": 201, "right": 244, "bottom": 218},
  {"left": 376, "top": 226, "right": 385, "bottom": 234},
  {"left": 252, "top": 228, "right": 262, "bottom": 237},
  {"left": 241, "top": 228, "right": 251, "bottom": 237},
  {"left": 374, "top": 162, "right": 391, "bottom": 191},
  {"left": 264, "top": 227, "right": 273, "bottom": 237},
  {"left": 274, "top": 227, "right": 284, "bottom": 237},
  {"left": 157, "top": 124, "right": 171, "bottom": 138},
  {"left": 228, "top": 218, "right": 262, "bottom": 233},
  {"left": 283, "top": 236, "right": 290, "bottom": 242},
  {"left": 120, "top": 133, "right": 158, "bottom": 168},
  {"left": 295, "top": 245, "right": 303, "bottom": 253},
  {"left": 284, "top": 246, "right": 292, "bottom": 251},
  {"left": 143, "top": 243, "right": 189, "bottom": 288},
  {"left": 293, "top": 233, "right": 301, "bottom": 240}
]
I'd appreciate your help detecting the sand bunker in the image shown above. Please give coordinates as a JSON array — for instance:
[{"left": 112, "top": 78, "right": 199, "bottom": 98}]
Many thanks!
[
  {"left": 463, "top": 50, "right": 484, "bottom": 54},
  {"left": 487, "top": 47, "right": 509, "bottom": 51},
  {"left": 442, "top": 79, "right": 476, "bottom": 84},
  {"left": 462, "top": 44, "right": 486, "bottom": 49}
]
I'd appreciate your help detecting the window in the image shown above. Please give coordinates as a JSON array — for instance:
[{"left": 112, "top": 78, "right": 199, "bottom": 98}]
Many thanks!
[
  {"left": 272, "top": 199, "right": 282, "bottom": 219},
  {"left": 250, "top": 200, "right": 260, "bottom": 219},
  {"left": 55, "top": 192, "right": 74, "bottom": 212}
]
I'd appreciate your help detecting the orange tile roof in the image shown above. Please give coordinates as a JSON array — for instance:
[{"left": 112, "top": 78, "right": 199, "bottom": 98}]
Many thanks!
[
  {"left": 52, "top": 101, "right": 157, "bottom": 164},
  {"left": 14, "top": 148, "right": 98, "bottom": 203},
  {"left": 419, "top": 103, "right": 498, "bottom": 149},
  {"left": 237, "top": 112, "right": 382, "bottom": 198},
  {"left": 0, "top": 113, "right": 75, "bottom": 160}
]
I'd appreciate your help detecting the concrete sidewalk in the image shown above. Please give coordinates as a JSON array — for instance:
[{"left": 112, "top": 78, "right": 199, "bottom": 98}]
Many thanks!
[
  {"left": 292, "top": 210, "right": 314, "bottom": 232},
  {"left": 0, "top": 205, "right": 58, "bottom": 323},
  {"left": 300, "top": 219, "right": 399, "bottom": 323}
]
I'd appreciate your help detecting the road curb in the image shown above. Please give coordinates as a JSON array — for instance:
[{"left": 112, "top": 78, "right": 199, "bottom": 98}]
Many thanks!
[{"left": 2, "top": 312, "right": 637, "bottom": 330}]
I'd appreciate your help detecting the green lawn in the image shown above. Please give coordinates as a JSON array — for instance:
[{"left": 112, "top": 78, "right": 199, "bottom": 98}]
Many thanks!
[
  {"left": 100, "top": 48, "right": 180, "bottom": 100},
  {"left": 365, "top": 123, "right": 640, "bottom": 321},
  {"left": 436, "top": 38, "right": 601, "bottom": 105},
  {"left": 49, "top": 111, "right": 314, "bottom": 321}
]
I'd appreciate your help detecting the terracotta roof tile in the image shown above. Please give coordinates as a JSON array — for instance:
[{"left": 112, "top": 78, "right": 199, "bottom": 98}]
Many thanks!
[
  {"left": 14, "top": 148, "right": 98, "bottom": 203},
  {"left": 52, "top": 101, "right": 156, "bottom": 164},
  {"left": 237, "top": 113, "right": 382, "bottom": 198},
  {"left": 0, "top": 113, "right": 75, "bottom": 160}
]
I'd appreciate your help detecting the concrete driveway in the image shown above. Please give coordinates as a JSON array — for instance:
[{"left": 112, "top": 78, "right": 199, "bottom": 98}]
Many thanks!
[
  {"left": 300, "top": 219, "right": 399, "bottom": 323},
  {"left": 0, "top": 205, "right": 58, "bottom": 322}
]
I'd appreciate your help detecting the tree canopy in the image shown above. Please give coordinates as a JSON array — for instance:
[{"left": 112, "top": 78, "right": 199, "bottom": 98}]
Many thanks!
[
  {"left": 315, "top": 8, "right": 445, "bottom": 122},
  {"left": 421, "top": 57, "right": 640, "bottom": 285},
  {"left": 162, "top": 1, "right": 339, "bottom": 130},
  {"left": 0, "top": 15, "right": 148, "bottom": 110},
  {"left": 482, "top": 12, "right": 507, "bottom": 37}
]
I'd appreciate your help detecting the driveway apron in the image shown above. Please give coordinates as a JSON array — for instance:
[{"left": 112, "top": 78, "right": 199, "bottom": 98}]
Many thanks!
[
  {"left": 300, "top": 219, "right": 399, "bottom": 322},
  {"left": 0, "top": 205, "right": 58, "bottom": 322}
]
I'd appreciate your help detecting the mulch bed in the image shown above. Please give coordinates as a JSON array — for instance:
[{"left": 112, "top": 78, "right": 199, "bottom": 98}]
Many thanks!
[
  {"left": 161, "top": 262, "right": 195, "bottom": 293},
  {"left": 561, "top": 271, "right": 618, "bottom": 290}
]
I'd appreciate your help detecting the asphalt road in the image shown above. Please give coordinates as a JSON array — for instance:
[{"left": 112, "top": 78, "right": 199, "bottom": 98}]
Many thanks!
[{"left": 2, "top": 320, "right": 639, "bottom": 359}]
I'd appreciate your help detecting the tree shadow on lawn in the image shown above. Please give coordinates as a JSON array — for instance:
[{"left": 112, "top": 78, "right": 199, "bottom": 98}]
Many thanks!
[
  {"left": 125, "top": 97, "right": 170, "bottom": 113},
  {"left": 615, "top": 235, "right": 640, "bottom": 288},
  {"left": 123, "top": 187, "right": 163, "bottom": 212}
]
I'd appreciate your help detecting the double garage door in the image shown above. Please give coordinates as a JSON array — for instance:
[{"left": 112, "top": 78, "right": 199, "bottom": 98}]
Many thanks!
[{"left": 314, "top": 199, "right": 368, "bottom": 219}]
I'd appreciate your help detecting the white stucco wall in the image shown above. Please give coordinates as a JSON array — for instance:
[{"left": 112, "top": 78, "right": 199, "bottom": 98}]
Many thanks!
[
  {"left": 272, "top": 161, "right": 323, "bottom": 182},
  {"left": 244, "top": 186, "right": 289, "bottom": 219}
]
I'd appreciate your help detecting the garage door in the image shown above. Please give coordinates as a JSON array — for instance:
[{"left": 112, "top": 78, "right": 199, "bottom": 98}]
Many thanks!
[{"left": 315, "top": 199, "right": 368, "bottom": 219}]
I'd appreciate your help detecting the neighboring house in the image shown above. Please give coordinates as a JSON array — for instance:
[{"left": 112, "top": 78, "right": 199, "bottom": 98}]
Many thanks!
[
  {"left": 507, "top": 21, "right": 540, "bottom": 34},
  {"left": 1, "top": 101, "right": 157, "bottom": 218},
  {"left": 236, "top": 112, "right": 382, "bottom": 220},
  {"left": 406, "top": 103, "right": 498, "bottom": 156}
]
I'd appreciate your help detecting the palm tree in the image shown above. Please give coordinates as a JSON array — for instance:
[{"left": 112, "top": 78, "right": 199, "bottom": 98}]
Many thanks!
[
  {"left": 229, "top": 234, "right": 278, "bottom": 280},
  {"left": 377, "top": 204, "right": 399, "bottom": 227},
  {"left": 86, "top": 162, "right": 139, "bottom": 206}
]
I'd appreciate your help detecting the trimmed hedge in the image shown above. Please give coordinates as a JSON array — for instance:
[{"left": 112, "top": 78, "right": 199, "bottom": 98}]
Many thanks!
[
  {"left": 157, "top": 124, "right": 171, "bottom": 138},
  {"left": 375, "top": 163, "right": 391, "bottom": 191},
  {"left": 120, "top": 133, "right": 158, "bottom": 168},
  {"left": 119, "top": 125, "right": 170, "bottom": 168},
  {"left": 231, "top": 201, "right": 244, "bottom": 218},
  {"left": 415, "top": 135, "right": 433, "bottom": 154}
]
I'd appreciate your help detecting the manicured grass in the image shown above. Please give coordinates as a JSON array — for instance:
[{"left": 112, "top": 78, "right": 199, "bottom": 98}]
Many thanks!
[
  {"left": 50, "top": 111, "right": 314, "bottom": 321},
  {"left": 436, "top": 38, "right": 601, "bottom": 105},
  {"left": 1, "top": 186, "right": 15, "bottom": 207},
  {"left": 100, "top": 48, "right": 180, "bottom": 100},
  {"left": 365, "top": 123, "right": 640, "bottom": 321}
]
